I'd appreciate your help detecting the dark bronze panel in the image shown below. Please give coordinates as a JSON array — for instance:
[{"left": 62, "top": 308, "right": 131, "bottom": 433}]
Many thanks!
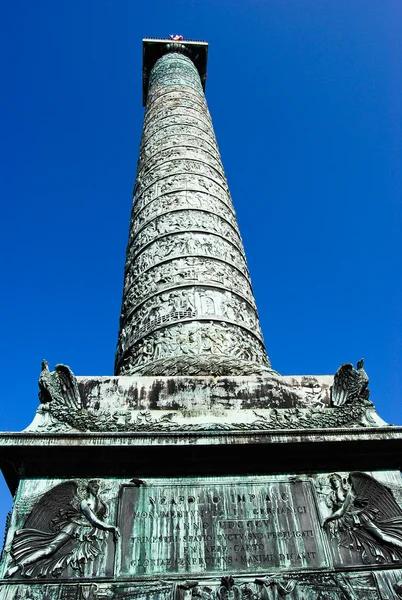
[{"left": 117, "top": 477, "right": 329, "bottom": 576}]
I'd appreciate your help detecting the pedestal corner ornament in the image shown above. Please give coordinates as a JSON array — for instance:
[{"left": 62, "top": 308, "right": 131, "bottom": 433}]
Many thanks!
[{"left": 1, "top": 34, "right": 402, "bottom": 600}]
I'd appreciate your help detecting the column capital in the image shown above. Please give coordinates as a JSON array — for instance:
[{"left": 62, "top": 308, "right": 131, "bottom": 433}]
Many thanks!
[{"left": 142, "top": 37, "right": 208, "bottom": 105}]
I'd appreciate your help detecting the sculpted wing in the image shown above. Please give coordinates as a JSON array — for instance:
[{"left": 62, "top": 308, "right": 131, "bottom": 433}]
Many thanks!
[
  {"left": 337, "top": 472, "right": 402, "bottom": 563},
  {"left": 38, "top": 362, "right": 82, "bottom": 409},
  {"left": 7, "top": 482, "right": 79, "bottom": 577},
  {"left": 332, "top": 363, "right": 361, "bottom": 407},
  {"left": 54, "top": 365, "right": 82, "bottom": 410},
  {"left": 350, "top": 472, "right": 402, "bottom": 520},
  {"left": 24, "top": 481, "right": 78, "bottom": 532}
]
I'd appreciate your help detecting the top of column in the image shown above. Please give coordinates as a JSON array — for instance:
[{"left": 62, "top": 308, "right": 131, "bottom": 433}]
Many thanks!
[{"left": 142, "top": 37, "right": 208, "bottom": 105}]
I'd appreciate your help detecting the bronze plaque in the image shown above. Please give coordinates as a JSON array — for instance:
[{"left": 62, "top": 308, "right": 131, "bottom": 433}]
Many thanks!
[{"left": 117, "top": 476, "right": 329, "bottom": 576}]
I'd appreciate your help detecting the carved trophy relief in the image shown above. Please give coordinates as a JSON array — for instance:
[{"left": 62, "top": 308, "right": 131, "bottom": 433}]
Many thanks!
[
  {"left": 255, "top": 576, "right": 296, "bottom": 600},
  {"left": 0, "top": 574, "right": 385, "bottom": 600},
  {"left": 316, "top": 472, "right": 402, "bottom": 565},
  {"left": 215, "top": 577, "right": 242, "bottom": 600},
  {"left": 4, "top": 481, "right": 119, "bottom": 579},
  {"left": 116, "top": 575, "right": 381, "bottom": 600}
]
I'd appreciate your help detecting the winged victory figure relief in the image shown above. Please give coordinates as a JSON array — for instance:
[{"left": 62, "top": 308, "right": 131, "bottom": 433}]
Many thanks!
[
  {"left": 323, "top": 472, "right": 402, "bottom": 564},
  {"left": 331, "top": 359, "right": 369, "bottom": 407},
  {"left": 5, "top": 480, "right": 119, "bottom": 578}
]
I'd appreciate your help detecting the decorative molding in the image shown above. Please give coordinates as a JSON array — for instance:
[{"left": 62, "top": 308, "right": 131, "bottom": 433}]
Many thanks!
[{"left": 32, "top": 397, "right": 375, "bottom": 434}]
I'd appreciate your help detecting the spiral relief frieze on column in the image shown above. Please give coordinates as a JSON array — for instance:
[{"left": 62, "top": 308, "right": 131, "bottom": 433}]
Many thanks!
[
  {"left": 130, "top": 191, "right": 238, "bottom": 235},
  {"left": 128, "top": 211, "right": 243, "bottom": 257},
  {"left": 122, "top": 256, "right": 257, "bottom": 311},
  {"left": 115, "top": 50, "right": 272, "bottom": 376}
]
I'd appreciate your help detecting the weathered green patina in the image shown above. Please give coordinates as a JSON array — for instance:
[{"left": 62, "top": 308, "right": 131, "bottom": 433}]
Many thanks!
[{"left": 1, "top": 37, "right": 402, "bottom": 600}]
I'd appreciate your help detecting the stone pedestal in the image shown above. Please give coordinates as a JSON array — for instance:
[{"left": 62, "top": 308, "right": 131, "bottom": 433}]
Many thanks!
[{"left": 1, "top": 372, "right": 402, "bottom": 600}]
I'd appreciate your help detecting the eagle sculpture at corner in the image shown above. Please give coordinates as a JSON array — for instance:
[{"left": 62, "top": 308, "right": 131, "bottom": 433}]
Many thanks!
[
  {"left": 331, "top": 359, "right": 369, "bottom": 407},
  {"left": 38, "top": 360, "right": 82, "bottom": 410}
]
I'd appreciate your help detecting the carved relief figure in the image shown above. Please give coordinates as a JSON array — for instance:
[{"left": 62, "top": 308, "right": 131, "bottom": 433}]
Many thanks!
[
  {"left": 128, "top": 232, "right": 247, "bottom": 276},
  {"left": 117, "top": 319, "right": 269, "bottom": 371},
  {"left": 255, "top": 576, "right": 296, "bottom": 600},
  {"left": 141, "top": 135, "right": 220, "bottom": 166},
  {"left": 323, "top": 472, "right": 402, "bottom": 564},
  {"left": 133, "top": 178, "right": 234, "bottom": 218},
  {"left": 5, "top": 481, "right": 119, "bottom": 578},
  {"left": 123, "top": 258, "right": 255, "bottom": 311},
  {"left": 217, "top": 577, "right": 241, "bottom": 600},
  {"left": 137, "top": 146, "right": 224, "bottom": 181},
  {"left": 171, "top": 582, "right": 200, "bottom": 600}
]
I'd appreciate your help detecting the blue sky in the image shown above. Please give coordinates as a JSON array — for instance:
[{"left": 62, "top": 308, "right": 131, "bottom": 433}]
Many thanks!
[{"left": 0, "top": 0, "right": 401, "bottom": 534}]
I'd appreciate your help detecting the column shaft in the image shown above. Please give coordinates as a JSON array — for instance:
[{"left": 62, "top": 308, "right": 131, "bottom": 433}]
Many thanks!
[{"left": 115, "top": 50, "right": 272, "bottom": 376}]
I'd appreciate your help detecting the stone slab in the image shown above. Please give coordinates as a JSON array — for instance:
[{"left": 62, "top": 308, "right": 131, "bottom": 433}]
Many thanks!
[
  {"left": 76, "top": 374, "right": 333, "bottom": 413},
  {"left": 21, "top": 373, "right": 386, "bottom": 436}
]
